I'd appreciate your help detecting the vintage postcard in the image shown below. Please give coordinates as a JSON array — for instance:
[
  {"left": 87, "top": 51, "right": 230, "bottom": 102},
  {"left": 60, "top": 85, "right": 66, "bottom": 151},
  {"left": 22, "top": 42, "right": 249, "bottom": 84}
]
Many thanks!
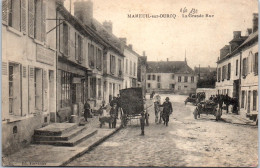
[{"left": 1, "top": 0, "right": 258, "bottom": 167}]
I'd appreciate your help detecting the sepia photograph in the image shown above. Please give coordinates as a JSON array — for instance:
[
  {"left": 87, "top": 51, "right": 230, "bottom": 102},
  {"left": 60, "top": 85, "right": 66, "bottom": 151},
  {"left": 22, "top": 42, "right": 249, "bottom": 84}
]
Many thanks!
[{"left": 1, "top": 0, "right": 259, "bottom": 167}]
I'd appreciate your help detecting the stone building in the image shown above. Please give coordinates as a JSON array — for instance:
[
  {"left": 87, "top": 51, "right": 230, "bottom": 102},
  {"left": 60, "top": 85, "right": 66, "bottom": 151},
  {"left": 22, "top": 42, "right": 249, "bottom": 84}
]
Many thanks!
[
  {"left": 2, "top": 0, "right": 57, "bottom": 155},
  {"left": 146, "top": 60, "right": 197, "bottom": 94}
]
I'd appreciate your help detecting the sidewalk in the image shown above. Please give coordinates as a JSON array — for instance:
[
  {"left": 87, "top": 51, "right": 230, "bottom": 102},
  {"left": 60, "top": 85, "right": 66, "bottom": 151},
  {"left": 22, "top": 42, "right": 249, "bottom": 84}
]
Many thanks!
[
  {"left": 2, "top": 116, "right": 122, "bottom": 167},
  {"left": 221, "top": 111, "right": 257, "bottom": 126}
]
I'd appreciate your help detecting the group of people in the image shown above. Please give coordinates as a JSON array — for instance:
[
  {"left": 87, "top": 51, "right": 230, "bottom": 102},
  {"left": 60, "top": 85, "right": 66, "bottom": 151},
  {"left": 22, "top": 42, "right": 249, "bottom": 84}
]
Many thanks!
[
  {"left": 209, "top": 94, "right": 239, "bottom": 114},
  {"left": 153, "top": 95, "right": 173, "bottom": 126}
]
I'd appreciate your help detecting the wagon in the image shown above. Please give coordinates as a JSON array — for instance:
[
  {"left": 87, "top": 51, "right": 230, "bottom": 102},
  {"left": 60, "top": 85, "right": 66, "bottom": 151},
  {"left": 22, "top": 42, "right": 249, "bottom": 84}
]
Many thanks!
[
  {"left": 184, "top": 94, "right": 198, "bottom": 105},
  {"left": 120, "top": 87, "right": 144, "bottom": 126},
  {"left": 193, "top": 100, "right": 222, "bottom": 121}
]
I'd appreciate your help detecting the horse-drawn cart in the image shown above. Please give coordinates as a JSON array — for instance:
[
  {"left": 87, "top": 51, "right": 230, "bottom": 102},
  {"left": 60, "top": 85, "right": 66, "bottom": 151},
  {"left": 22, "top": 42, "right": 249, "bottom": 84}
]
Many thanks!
[
  {"left": 120, "top": 87, "right": 144, "bottom": 126},
  {"left": 193, "top": 100, "right": 222, "bottom": 121}
]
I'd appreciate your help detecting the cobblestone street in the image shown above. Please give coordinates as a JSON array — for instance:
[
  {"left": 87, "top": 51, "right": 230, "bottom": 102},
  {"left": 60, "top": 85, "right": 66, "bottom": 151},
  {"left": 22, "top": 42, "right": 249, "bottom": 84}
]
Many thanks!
[{"left": 67, "top": 95, "right": 258, "bottom": 167}]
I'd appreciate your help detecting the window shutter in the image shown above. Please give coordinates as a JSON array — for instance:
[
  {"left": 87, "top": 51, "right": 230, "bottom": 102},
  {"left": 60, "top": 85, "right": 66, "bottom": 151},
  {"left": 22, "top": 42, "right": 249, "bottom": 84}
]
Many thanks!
[
  {"left": 28, "top": 0, "right": 35, "bottom": 38},
  {"left": 43, "top": 70, "right": 48, "bottom": 112},
  {"left": 67, "top": 26, "right": 70, "bottom": 56},
  {"left": 2, "top": 0, "right": 9, "bottom": 24},
  {"left": 12, "top": 0, "right": 21, "bottom": 31},
  {"left": 21, "top": 0, "right": 27, "bottom": 33},
  {"left": 28, "top": 66, "right": 35, "bottom": 114},
  {"left": 59, "top": 20, "right": 64, "bottom": 53},
  {"left": 41, "top": 1, "right": 46, "bottom": 42},
  {"left": 246, "top": 57, "right": 249, "bottom": 75},
  {"left": 75, "top": 33, "right": 78, "bottom": 61}
]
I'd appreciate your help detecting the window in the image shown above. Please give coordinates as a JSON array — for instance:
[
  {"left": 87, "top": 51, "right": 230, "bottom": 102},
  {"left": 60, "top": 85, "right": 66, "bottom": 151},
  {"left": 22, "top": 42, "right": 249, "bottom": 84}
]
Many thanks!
[
  {"left": 172, "top": 74, "right": 175, "bottom": 79},
  {"left": 236, "top": 59, "right": 238, "bottom": 76},
  {"left": 178, "top": 76, "right": 181, "bottom": 82},
  {"left": 75, "top": 34, "right": 82, "bottom": 63},
  {"left": 61, "top": 71, "right": 72, "bottom": 108},
  {"left": 218, "top": 67, "right": 221, "bottom": 82},
  {"left": 90, "top": 77, "right": 96, "bottom": 99},
  {"left": 222, "top": 66, "right": 226, "bottom": 81},
  {"left": 125, "top": 59, "right": 128, "bottom": 74},
  {"left": 157, "top": 83, "right": 161, "bottom": 88},
  {"left": 147, "top": 83, "right": 151, "bottom": 88},
  {"left": 147, "top": 75, "right": 151, "bottom": 80},
  {"left": 9, "top": 63, "right": 22, "bottom": 116},
  {"left": 152, "top": 75, "right": 156, "bottom": 80},
  {"left": 130, "top": 61, "right": 132, "bottom": 75},
  {"left": 98, "top": 78, "right": 102, "bottom": 98},
  {"left": 110, "top": 55, "right": 116, "bottom": 74},
  {"left": 88, "top": 44, "right": 95, "bottom": 68},
  {"left": 170, "top": 84, "right": 175, "bottom": 89},
  {"left": 227, "top": 63, "right": 231, "bottom": 80},
  {"left": 241, "top": 91, "right": 245, "bottom": 108},
  {"left": 63, "top": 23, "right": 69, "bottom": 56},
  {"left": 157, "top": 76, "right": 161, "bottom": 82},
  {"left": 184, "top": 76, "right": 188, "bottom": 82},
  {"left": 191, "top": 76, "right": 194, "bottom": 83},
  {"left": 254, "top": 53, "right": 258, "bottom": 75},
  {"left": 96, "top": 49, "right": 102, "bottom": 70},
  {"left": 242, "top": 58, "right": 247, "bottom": 77},
  {"left": 134, "top": 62, "right": 136, "bottom": 76},
  {"left": 118, "top": 59, "right": 122, "bottom": 76},
  {"left": 35, "top": 68, "right": 43, "bottom": 111},
  {"left": 184, "top": 86, "right": 188, "bottom": 88},
  {"left": 253, "top": 90, "right": 257, "bottom": 110}
]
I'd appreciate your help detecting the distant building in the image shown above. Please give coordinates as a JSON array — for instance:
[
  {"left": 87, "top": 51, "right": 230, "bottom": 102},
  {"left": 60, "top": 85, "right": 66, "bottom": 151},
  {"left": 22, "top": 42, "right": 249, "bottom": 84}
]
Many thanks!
[
  {"left": 137, "top": 52, "right": 148, "bottom": 97},
  {"left": 146, "top": 60, "right": 197, "bottom": 94}
]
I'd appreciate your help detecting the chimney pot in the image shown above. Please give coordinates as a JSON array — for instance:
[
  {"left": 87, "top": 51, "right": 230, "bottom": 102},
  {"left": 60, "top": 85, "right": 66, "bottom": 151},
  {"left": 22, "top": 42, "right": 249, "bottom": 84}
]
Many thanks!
[
  {"left": 253, "top": 13, "right": 258, "bottom": 32},
  {"left": 247, "top": 28, "right": 253, "bottom": 35},
  {"left": 128, "top": 44, "right": 133, "bottom": 50},
  {"left": 233, "top": 31, "right": 241, "bottom": 39},
  {"left": 103, "top": 20, "right": 113, "bottom": 33},
  {"left": 119, "top": 38, "right": 127, "bottom": 45}
]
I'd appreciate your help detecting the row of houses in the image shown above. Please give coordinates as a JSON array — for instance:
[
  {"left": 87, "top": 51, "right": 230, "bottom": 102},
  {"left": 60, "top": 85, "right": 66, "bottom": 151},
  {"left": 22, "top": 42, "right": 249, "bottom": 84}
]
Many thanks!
[
  {"left": 2, "top": 0, "right": 147, "bottom": 155},
  {"left": 216, "top": 13, "right": 258, "bottom": 119}
]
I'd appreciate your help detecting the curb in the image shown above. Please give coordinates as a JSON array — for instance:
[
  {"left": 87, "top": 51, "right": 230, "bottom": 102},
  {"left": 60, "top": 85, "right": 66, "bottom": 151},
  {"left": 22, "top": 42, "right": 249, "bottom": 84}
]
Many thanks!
[{"left": 60, "top": 125, "right": 123, "bottom": 166}]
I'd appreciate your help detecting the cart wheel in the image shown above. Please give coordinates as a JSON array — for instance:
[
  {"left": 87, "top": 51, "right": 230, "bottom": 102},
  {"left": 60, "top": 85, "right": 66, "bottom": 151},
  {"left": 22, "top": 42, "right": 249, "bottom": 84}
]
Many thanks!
[{"left": 194, "top": 109, "right": 198, "bottom": 119}]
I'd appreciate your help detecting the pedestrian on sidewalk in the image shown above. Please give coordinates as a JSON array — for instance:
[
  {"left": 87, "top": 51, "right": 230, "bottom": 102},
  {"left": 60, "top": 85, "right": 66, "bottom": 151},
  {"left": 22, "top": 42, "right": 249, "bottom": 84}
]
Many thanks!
[
  {"left": 110, "top": 103, "right": 118, "bottom": 128},
  {"left": 143, "top": 99, "right": 150, "bottom": 126},
  {"left": 140, "top": 112, "right": 145, "bottom": 135},
  {"left": 160, "top": 97, "right": 173, "bottom": 126},
  {"left": 84, "top": 100, "right": 91, "bottom": 122}
]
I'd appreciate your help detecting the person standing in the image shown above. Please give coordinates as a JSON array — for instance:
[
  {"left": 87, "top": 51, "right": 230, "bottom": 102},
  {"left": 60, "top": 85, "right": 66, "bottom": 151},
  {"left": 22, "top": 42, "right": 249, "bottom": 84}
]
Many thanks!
[
  {"left": 160, "top": 97, "right": 173, "bottom": 126},
  {"left": 84, "top": 100, "right": 91, "bottom": 122},
  {"left": 154, "top": 95, "right": 161, "bottom": 124},
  {"left": 110, "top": 103, "right": 117, "bottom": 128}
]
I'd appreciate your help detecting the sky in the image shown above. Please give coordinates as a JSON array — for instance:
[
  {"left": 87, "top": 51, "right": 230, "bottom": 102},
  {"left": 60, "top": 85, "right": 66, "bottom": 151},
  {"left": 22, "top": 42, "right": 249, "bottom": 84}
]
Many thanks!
[{"left": 64, "top": 0, "right": 258, "bottom": 68}]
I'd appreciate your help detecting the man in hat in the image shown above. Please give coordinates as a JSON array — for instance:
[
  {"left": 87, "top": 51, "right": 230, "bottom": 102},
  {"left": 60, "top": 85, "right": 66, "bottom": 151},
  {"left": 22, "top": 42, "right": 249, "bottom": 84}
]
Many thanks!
[{"left": 160, "top": 97, "right": 173, "bottom": 126}]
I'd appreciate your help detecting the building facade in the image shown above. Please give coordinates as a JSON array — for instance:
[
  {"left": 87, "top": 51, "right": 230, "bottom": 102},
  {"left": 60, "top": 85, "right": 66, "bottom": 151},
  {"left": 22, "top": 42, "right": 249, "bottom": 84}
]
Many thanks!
[
  {"left": 216, "top": 13, "right": 258, "bottom": 120},
  {"left": 2, "top": 0, "right": 57, "bottom": 154},
  {"left": 146, "top": 61, "right": 197, "bottom": 94}
]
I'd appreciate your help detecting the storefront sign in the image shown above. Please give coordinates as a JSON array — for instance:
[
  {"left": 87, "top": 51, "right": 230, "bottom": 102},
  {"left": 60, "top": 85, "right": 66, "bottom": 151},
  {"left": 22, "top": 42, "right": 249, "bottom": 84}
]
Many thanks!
[{"left": 36, "top": 45, "right": 55, "bottom": 66}]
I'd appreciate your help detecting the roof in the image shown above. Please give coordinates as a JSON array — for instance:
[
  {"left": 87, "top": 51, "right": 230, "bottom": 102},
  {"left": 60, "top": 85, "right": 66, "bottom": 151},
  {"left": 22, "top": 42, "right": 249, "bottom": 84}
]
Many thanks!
[
  {"left": 217, "top": 30, "right": 258, "bottom": 64},
  {"left": 146, "top": 61, "right": 195, "bottom": 74}
]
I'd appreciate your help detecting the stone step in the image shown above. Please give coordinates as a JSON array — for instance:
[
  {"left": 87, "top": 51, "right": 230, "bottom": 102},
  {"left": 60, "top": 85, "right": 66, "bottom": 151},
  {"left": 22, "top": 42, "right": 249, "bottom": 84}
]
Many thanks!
[
  {"left": 34, "top": 123, "right": 78, "bottom": 136},
  {"left": 34, "top": 129, "right": 98, "bottom": 146},
  {"left": 33, "top": 126, "right": 87, "bottom": 141}
]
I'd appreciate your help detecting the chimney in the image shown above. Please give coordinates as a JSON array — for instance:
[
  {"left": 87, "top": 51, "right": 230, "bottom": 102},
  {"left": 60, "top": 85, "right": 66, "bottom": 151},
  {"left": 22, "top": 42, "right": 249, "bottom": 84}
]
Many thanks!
[
  {"left": 233, "top": 31, "right": 241, "bottom": 39},
  {"left": 143, "top": 51, "right": 146, "bottom": 56},
  {"left": 128, "top": 44, "right": 133, "bottom": 50},
  {"left": 247, "top": 28, "right": 253, "bottom": 35},
  {"left": 167, "top": 58, "right": 169, "bottom": 62},
  {"left": 74, "top": 0, "right": 93, "bottom": 26},
  {"left": 253, "top": 13, "right": 258, "bottom": 32},
  {"left": 103, "top": 20, "right": 113, "bottom": 34},
  {"left": 119, "top": 38, "right": 127, "bottom": 45}
]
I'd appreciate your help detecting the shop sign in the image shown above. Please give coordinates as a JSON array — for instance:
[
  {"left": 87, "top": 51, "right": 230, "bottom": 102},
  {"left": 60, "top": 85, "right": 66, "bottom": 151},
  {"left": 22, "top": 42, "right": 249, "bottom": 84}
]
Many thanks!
[{"left": 36, "top": 45, "right": 55, "bottom": 66}]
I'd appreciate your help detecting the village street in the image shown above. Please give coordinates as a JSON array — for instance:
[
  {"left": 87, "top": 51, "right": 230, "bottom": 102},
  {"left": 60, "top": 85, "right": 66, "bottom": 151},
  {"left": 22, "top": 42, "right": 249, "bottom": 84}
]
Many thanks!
[{"left": 67, "top": 94, "right": 258, "bottom": 167}]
